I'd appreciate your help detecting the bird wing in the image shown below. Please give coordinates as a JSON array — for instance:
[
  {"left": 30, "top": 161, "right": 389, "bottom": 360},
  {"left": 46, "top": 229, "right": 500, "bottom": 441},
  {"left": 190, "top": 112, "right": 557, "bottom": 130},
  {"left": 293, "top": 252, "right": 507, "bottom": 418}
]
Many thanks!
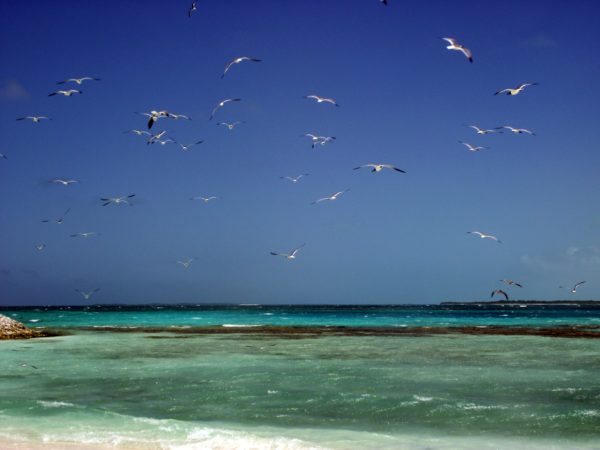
[
  {"left": 442, "top": 37, "right": 457, "bottom": 45},
  {"left": 290, "top": 243, "right": 306, "bottom": 256},
  {"left": 460, "top": 47, "right": 473, "bottom": 62}
]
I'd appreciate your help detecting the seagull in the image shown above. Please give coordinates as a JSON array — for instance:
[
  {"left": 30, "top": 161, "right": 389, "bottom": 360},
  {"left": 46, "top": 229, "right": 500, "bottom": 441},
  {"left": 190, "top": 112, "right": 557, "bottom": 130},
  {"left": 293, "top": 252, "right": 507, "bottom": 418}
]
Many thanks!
[
  {"left": 154, "top": 139, "right": 175, "bottom": 146},
  {"left": 270, "top": 243, "right": 305, "bottom": 260},
  {"left": 500, "top": 279, "right": 523, "bottom": 288},
  {"left": 441, "top": 37, "right": 473, "bottom": 63},
  {"left": 491, "top": 289, "right": 509, "bottom": 301},
  {"left": 70, "top": 232, "right": 97, "bottom": 238},
  {"left": 75, "top": 288, "right": 100, "bottom": 300},
  {"left": 57, "top": 77, "right": 100, "bottom": 85},
  {"left": 494, "top": 83, "right": 538, "bottom": 96},
  {"left": 17, "top": 116, "right": 49, "bottom": 123},
  {"left": 280, "top": 174, "right": 309, "bottom": 183},
  {"left": 210, "top": 98, "right": 241, "bottom": 120},
  {"left": 147, "top": 130, "right": 168, "bottom": 145},
  {"left": 125, "top": 129, "right": 151, "bottom": 136},
  {"left": 51, "top": 178, "right": 79, "bottom": 186},
  {"left": 138, "top": 110, "right": 170, "bottom": 129},
  {"left": 188, "top": 1, "right": 197, "bottom": 17},
  {"left": 100, "top": 194, "right": 135, "bottom": 206},
  {"left": 467, "top": 231, "right": 501, "bottom": 243},
  {"left": 466, "top": 125, "right": 501, "bottom": 135},
  {"left": 312, "top": 189, "right": 350, "bottom": 204},
  {"left": 496, "top": 126, "right": 536, "bottom": 136},
  {"left": 176, "top": 140, "right": 204, "bottom": 151},
  {"left": 353, "top": 164, "right": 406, "bottom": 173},
  {"left": 190, "top": 196, "right": 218, "bottom": 203},
  {"left": 217, "top": 121, "right": 245, "bottom": 130},
  {"left": 221, "top": 57, "right": 262, "bottom": 78},
  {"left": 459, "top": 141, "right": 488, "bottom": 152},
  {"left": 35, "top": 244, "right": 46, "bottom": 251},
  {"left": 169, "top": 113, "right": 192, "bottom": 120},
  {"left": 177, "top": 258, "right": 197, "bottom": 269},
  {"left": 303, "top": 133, "right": 336, "bottom": 148},
  {"left": 48, "top": 89, "right": 82, "bottom": 97},
  {"left": 42, "top": 208, "right": 71, "bottom": 224},
  {"left": 303, "top": 95, "right": 339, "bottom": 107},
  {"left": 0, "top": 153, "right": 7, "bottom": 159},
  {"left": 569, "top": 281, "right": 586, "bottom": 294}
]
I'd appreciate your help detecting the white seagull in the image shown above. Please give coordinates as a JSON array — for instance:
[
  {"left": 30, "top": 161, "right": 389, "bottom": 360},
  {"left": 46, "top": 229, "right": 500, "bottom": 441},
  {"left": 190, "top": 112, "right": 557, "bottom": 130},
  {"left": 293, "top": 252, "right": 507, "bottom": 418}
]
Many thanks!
[
  {"left": 101, "top": 194, "right": 135, "bottom": 206},
  {"left": 188, "top": 1, "right": 197, "bottom": 17},
  {"left": 75, "top": 288, "right": 100, "bottom": 300},
  {"left": 57, "top": 77, "right": 100, "bottom": 85},
  {"left": 280, "top": 174, "right": 309, "bottom": 183},
  {"left": 312, "top": 189, "right": 350, "bottom": 204},
  {"left": 210, "top": 98, "right": 241, "bottom": 120},
  {"left": 0, "top": 153, "right": 6, "bottom": 159},
  {"left": 51, "top": 178, "right": 79, "bottom": 186},
  {"left": 491, "top": 289, "right": 509, "bottom": 301},
  {"left": 190, "top": 196, "right": 218, "bottom": 203},
  {"left": 138, "top": 110, "right": 170, "bottom": 129},
  {"left": 270, "top": 243, "right": 305, "bottom": 260},
  {"left": 441, "top": 37, "right": 473, "bottom": 63},
  {"left": 71, "top": 232, "right": 97, "bottom": 238},
  {"left": 125, "top": 129, "right": 151, "bottom": 136},
  {"left": 147, "top": 130, "right": 169, "bottom": 145},
  {"left": 467, "top": 231, "right": 501, "bottom": 243},
  {"left": 353, "top": 164, "right": 406, "bottom": 173},
  {"left": 48, "top": 89, "right": 82, "bottom": 97},
  {"left": 217, "top": 121, "right": 245, "bottom": 130},
  {"left": 177, "top": 258, "right": 197, "bottom": 269},
  {"left": 221, "top": 57, "right": 262, "bottom": 78},
  {"left": 303, "top": 133, "right": 336, "bottom": 148},
  {"left": 42, "top": 208, "right": 71, "bottom": 224},
  {"left": 494, "top": 83, "right": 538, "bottom": 96},
  {"left": 569, "top": 281, "right": 586, "bottom": 294},
  {"left": 176, "top": 140, "right": 204, "bottom": 151},
  {"left": 17, "top": 116, "right": 49, "bottom": 123},
  {"left": 303, "top": 95, "right": 339, "bottom": 107},
  {"left": 500, "top": 279, "right": 523, "bottom": 288},
  {"left": 496, "top": 126, "right": 536, "bottom": 135},
  {"left": 466, "top": 125, "right": 501, "bottom": 135},
  {"left": 35, "top": 244, "right": 46, "bottom": 251},
  {"left": 169, "top": 113, "right": 192, "bottom": 120},
  {"left": 459, "top": 141, "right": 488, "bottom": 152}
]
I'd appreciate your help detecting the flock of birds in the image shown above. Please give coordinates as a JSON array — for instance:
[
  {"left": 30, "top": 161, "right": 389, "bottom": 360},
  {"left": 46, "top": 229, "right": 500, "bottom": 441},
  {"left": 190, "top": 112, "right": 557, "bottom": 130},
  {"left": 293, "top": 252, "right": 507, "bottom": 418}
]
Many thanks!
[{"left": 3, "top": 1, "right": 589, "bottom": 304}]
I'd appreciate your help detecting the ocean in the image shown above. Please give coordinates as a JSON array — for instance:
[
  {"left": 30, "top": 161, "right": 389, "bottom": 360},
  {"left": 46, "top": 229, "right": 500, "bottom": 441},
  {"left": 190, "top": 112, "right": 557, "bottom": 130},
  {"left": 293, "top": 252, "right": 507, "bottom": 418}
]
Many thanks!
[{"left": 1, "top": 304, "right": 599, "bottom": 449}]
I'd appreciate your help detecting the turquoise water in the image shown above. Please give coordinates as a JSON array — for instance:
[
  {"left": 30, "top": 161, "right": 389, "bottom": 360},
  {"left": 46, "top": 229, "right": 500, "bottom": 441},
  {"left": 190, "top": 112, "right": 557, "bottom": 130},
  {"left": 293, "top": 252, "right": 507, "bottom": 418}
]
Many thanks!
[{"left": 1, "top": 306, "right": 600, "bottom": 449}]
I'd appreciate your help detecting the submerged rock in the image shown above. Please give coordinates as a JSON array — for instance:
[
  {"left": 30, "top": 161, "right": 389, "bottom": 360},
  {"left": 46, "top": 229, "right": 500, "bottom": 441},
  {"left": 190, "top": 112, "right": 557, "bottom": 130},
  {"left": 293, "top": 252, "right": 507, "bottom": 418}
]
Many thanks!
[{"left": 0, "top": 314, "right": 49, "bottom": 340}]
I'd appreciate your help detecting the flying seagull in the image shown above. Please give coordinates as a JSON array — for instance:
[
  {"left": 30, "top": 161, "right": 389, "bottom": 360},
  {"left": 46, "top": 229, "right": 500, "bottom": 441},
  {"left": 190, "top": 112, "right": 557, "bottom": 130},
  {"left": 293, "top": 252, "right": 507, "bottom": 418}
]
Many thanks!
[
  {"left": 75, "top": 288, "right": 100, "bottom": 300},
  {"left": 210, "top": 98, "right": 241, "bottom": 120},
  {"left": 303, "top": 133, "right": 336, "bottom": 148},
  {"left": 221, "top": 57, "right": 262, "bottom": 78},
  {"left": 491, "top": 289, "right": 509, "bottom": 301},
  {"left": 48, "top": 89, "right": 82, "bottom": 97},
  {"left": 353, "top": 164, "right": 406, "bottom": 173},
  {"left": 57, "top": 77, "right": 100, "bottom": 85},
  {"left": 494, "top": 83, "right": 538, "bottom": 96},
  {"left": 567, "top": 281, "right": 587, "bottom": 294},
  {"left": 169, "top": 113, "right": 192, "bottom": 120},
  {"left": 0, "top": 153, "right": 7, "bottom": 159},
  {"left": 100, "top": 194, "right": 135, "bottom": 206},
  {"left": 154, "top": 139, "right": 175, "bottom": 146},
  {"left": 188, "top": 1, "right": 197, "bottom": 17},
  {"left": 441, "top": 37, "right": 473, "bottom": 63},
  {"left": 459, "top": 141, "right": 488, "bottom": 152},
  {"left": 496, "top": 126, "right": 536, "bottom": 136},
  {"left": 35, "top": 244, "right": 46, "bottom": 251},
  {"left": 176, "top": 140, "right": 204, "bottom": 151},
  {"left": 125, "top": 129, "right": 151, "bottom": 136},
  {"left": 270, "top": 243, "right": 305, "bottom": 260},
  {"left": 177, "top": 258, "right": 197, "bottom": 269},
  {"left": 467, "top": 231, "right": 501, "bottom": 243},
  {"left": 466, "top": 125, "right": 501, "bottom": 135},
  {"left": 500, "top": 279, "right": 523, "bottom": 288},
  {"left": 147, "top": 130, "right": 169, "bottom": 145},
  {"left": 70, "top": 232, "right": 97, "bottom": 238},
  {"left": 138, "top": 110, "right": 170, "bottom": 129},
  {"left": 217, "top": 121, "right": 245, "bottom": 130},
  {"left": 42, "top": 208, "right": 71, "bottom": 224},
  {"left": 280, "top": 174, "right": 309, "bottom": 183},
  {"left": 303, "top": 95, "right": 339, "bottom": 107},
  {"left": 190, "top": 196, "right": 218, "bottom": 203},
  {"left": 312, "top": 189, "right": 350, "bottom": 204},
  {"left": 51, "top": 178, "right": 79, "bottom": 186},
  {"left": 17, "top": 116, "right": 49, "bottom": 123}
]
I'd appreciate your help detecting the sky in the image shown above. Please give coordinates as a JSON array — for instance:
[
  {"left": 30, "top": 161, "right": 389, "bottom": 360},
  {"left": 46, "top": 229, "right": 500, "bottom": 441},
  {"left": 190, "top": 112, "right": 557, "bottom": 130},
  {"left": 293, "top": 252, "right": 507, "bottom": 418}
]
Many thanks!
[{"left": 0, "top": 0, "right": 599, "bottom": 305}]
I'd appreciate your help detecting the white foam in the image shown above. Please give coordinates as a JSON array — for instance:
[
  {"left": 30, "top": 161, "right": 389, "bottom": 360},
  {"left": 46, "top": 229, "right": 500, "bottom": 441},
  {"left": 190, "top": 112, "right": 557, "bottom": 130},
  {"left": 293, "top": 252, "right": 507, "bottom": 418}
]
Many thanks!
[
  {"left": 36, "top": 401, "right": 76, "bottom": 408},
  {"left": 222, "top": 324, "right": 262, "bottom": 328}
]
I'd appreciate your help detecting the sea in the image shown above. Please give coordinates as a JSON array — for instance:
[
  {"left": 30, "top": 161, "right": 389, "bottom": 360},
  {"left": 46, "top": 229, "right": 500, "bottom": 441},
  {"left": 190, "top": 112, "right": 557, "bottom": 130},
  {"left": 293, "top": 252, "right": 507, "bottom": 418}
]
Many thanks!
[{"left": 1, "top": 304, "right": 599, "bottom": 449}]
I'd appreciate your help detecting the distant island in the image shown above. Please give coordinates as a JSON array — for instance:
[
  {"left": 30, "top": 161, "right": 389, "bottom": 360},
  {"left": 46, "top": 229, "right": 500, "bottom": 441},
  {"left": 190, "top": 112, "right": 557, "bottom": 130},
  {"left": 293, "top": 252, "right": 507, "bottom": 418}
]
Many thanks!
[{"left": 441, "top": 300, "right": 600, "bottom": 306}]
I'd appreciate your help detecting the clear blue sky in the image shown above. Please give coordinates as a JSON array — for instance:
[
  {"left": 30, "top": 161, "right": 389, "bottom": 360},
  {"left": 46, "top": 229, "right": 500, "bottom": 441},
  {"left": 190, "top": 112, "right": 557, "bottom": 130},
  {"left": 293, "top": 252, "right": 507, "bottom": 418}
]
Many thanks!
[{"left": 1, "top": 0, "right": 599, "bottom": 305}]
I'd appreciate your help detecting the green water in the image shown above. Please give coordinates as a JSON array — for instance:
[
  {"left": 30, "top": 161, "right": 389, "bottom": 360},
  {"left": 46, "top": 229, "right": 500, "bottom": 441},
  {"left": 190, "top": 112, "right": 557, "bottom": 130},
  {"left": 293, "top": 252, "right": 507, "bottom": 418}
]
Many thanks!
[{"left": 1, "top": 331, "right": 599, "bottom": 449}]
